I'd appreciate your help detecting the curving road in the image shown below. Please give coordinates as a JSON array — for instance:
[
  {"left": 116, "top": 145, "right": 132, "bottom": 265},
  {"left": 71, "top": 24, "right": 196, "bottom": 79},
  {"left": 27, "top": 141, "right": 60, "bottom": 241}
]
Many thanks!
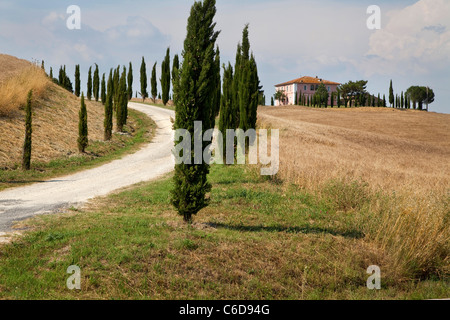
[{"left": 0, "top": 102, "right": 175, "bottom": 233}]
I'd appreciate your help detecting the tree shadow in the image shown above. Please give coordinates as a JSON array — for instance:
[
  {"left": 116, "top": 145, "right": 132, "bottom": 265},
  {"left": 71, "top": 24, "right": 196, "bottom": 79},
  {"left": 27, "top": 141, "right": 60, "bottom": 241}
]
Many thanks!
[{"left": 207, "top": 222, "right": 364, "bottom": 239}]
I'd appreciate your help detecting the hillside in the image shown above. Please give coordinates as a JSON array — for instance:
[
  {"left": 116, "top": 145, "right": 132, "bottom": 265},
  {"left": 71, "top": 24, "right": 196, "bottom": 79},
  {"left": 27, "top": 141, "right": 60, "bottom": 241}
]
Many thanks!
[{"left": 0, "top": 54, "right": 105, "bottom": 168}]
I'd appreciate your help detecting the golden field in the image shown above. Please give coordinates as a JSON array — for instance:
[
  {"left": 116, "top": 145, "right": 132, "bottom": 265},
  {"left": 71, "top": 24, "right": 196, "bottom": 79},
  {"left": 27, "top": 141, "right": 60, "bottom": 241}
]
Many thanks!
[{"left": 257, "top": 105, "right": 449, "bottom": 280}]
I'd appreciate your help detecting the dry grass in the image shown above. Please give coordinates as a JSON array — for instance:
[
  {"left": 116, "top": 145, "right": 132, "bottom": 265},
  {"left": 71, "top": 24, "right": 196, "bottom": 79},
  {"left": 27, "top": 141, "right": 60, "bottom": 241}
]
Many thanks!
[
  {"left": 257, "top": 105, "right": 449, "bottom": 280},
  {"left": 0, "top": 54, "right": 107, "bottom": 168},
  {"left": 0, "top": 66, "right": 50, "bottom": 117}
]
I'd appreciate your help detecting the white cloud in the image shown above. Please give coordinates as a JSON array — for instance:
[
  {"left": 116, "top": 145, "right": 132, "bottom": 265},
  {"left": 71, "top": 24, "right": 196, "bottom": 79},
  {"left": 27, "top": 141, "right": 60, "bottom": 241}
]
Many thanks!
[{"left": 364, "top": 0, "right": 450, "bottom": 76}]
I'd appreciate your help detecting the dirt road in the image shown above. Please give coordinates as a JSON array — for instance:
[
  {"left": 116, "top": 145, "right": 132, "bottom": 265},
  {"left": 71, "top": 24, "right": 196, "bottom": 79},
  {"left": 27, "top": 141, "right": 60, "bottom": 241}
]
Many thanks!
[{"left": 0, "top": 102, "right": 175, "bottom": 233}]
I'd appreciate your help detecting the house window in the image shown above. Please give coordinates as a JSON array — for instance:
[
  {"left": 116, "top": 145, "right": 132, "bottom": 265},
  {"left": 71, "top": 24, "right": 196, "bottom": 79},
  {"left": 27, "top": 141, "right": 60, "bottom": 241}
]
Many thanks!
[
  {"left": 327, "top": 87, "right": 330, "bottom": 92},
  {"left": 315, "top": 85, "right": 319, "bottom": 90},
  {"left": 310, "top": 85, "right": 314, "bottom": 91},
  {"left": 304, "top": 85, "right": 307, "bottom": 91}
]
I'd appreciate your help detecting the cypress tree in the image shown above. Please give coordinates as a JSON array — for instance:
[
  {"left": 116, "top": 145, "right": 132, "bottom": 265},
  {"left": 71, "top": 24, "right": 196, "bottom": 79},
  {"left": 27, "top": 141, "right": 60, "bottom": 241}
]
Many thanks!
[
  {"left": 22, "top": 90, "right": 33, "bottom": 171},
  {"left": 330, "top": 92, "right": 334, "bottom": 108},
  {"left": 104, "top": 71, "right": 113, "bottom": 141},
  {"left": 161, "top": 47, "right": 171, "bottom": 106},
  {"left": 50, "top": 67, "right": 53, "bottom": 80},
  {"left": 87, "top": 67, "right": 92, "bottom": 101},
  {"left": 75, "top": 65, "right": 81, "bottom": 97},
  {"left": 389, "top": 79, "right": 394, "bottom": 107},
  {"left": 113, "top": 65, "right": 120, "bottom": 110},
  {"left": 140, "top": 57, "right": 148, "bottom": 101},
  {"left": 78, "top": 93, "right": 88, "bottom": 153},
  {"left": 172, "top": 54, "right": 180, "bottom": 105},
  {"left": 401, "top": 91, "right": 404, "bottom": 109},
  {"left": 213, "top": 47, "right": 221, "bottom": 117},
  {"left": 378, "top": 93, "right": 381, "bottom": 107},
  {"left": 218, "top": 62, "right": 234, "bottom": 160},
  {"left": 383, "top": 94, "right": 386, "bottom": 107},
  {"left": 116, "top": 68, "right": 128, "bottom": 132},
  {"left": 271, "top": 96, "right": 274, "bottom": 106},
  {"left": 171, "top": 0, "right": 220, "bottom": 223},
  {"left": 151, "top": 62, "right": 158, "bottom": 103},
  {"left": 232, "top": 43, "right": 242, "bottom": 128},
  {"left": 101, "top": 73, "right": 106, "bottom": 105},
  {"left": 127, "top": 62, "right": 133, "bottom": 100},
  {"left": 93, "top": 64, "right": 99, "bottom": 101},
  {"left": 337, "top": 90, "right": 341, "bottom": 108}
]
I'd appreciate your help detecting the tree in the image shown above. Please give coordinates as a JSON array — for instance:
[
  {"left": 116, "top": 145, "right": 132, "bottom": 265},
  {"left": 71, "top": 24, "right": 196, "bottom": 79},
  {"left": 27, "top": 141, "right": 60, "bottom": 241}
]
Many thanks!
[
  {"left": 87, "top": 66, "right": 92, "bottom": 100},
  {"left": 93, "top": 64, "right": 100, "bottom": 101},
  {"left": 271, "top": 96, "right": 274, "bottom": 106},
  {"left": 383, "top": 94, "right": 386, "bottom": 107},
  {"left": 337, "top": 90, "right": 341, "bottom": 108},
  {"left": 140, "top": 57, "right": 148, "bottom": 102},
  {"left": 171, "top": 0, "right": 220, "bottom": 223},
  {"left": 314, "top": 82, "right": 329, "bottom": 108},
  {"left": 338, "top": 80, "right": 367, "bottom": 108},
  {"left": 406, "top": 86, "right": 434, "bottom": 110},
  {"left": 389, "top": 79, "right": 394, "bottom": 107},
  {"left": 101, "top": 73, "right": 106, "bottom": 105},
  {"left": 78, "top": 93, "right": 88, "bottom": 153},
  {"left": 75, "top": 65, "right": 81, "bottom": 97},
  {"left": 22, "top": 90, "right": 33, "bottom": 170},
  {"left": 218, "top": 62, "right": 234, "bottom": 161},
  {"left": 113, "top": 65, "right": 120, "bottom": 110},
  {"left": 172, "top": 54, "right": 180, "bottom": 105},
  {"left": 151, "top": 62, "right": 158, "bottom": 103},
  {"left": 116, "top": 68, "right": 128, "bottom": 132},
  {"left": 49, "top": 67, "right": 53, "bottom": 80},
  {"left": 274, "top": 90, "right": 287, "bottom": 105},
  {"left": 127, "top": 62, "right": 133, "bottom": 100},
  {"left": 330, "top": 92, "right": 334, "bottom": 108},
  {"left": 401, "top": 91, "right": 404, "bottom": 109},
  {"left": 104, "top": 71, "right": 113, "bottom": 141},
  {"left": 161, "top": 47, "right": 171, "bottom": 105}
]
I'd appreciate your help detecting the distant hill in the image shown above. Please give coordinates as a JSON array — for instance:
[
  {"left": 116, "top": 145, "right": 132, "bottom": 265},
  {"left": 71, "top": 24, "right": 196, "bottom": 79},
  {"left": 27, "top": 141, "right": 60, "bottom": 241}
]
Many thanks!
[{"left": 0, "top": 53, "right": 105, "bottom": 168}]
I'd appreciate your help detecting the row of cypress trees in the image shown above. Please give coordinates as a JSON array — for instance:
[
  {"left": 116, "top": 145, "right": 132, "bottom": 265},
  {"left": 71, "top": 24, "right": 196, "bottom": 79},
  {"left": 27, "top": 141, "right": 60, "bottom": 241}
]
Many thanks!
[{"left": 219, "top": 24, "right": 260, "bottom": 150}]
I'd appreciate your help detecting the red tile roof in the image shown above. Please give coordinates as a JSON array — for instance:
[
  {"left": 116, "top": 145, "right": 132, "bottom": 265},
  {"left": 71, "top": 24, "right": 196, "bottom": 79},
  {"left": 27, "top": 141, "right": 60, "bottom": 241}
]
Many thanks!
[{"left": 275, "top": 76, "right": 340, "bottom": 87}]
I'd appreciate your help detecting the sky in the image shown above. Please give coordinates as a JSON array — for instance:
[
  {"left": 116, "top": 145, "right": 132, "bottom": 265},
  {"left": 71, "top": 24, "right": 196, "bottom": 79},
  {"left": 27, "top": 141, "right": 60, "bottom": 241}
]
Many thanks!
[{"left": 0, "top": 0, "right": 449, "bottom": 114}]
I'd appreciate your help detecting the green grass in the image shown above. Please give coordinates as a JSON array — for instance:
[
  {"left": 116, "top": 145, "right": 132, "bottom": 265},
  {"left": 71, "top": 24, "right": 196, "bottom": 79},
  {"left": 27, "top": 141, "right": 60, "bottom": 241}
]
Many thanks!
[
  {"left": 0, "top": 108, "right": 156, "bottom": 191},
  {"left": 0, "top": 165, "right": 448, "bottom": 300}
]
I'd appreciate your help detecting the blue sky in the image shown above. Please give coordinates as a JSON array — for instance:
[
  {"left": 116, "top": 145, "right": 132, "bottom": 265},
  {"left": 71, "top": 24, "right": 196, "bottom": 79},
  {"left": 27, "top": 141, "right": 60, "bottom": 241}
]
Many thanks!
[{"left": 1, "top": 0, "right": 449, "bottom": 113}]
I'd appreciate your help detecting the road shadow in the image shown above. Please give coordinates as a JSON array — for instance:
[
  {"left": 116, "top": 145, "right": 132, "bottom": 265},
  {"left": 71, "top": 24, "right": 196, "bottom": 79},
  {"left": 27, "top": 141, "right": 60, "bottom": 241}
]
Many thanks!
[{"left": 207, "top": 222, "right": 364, "bottom": 239}]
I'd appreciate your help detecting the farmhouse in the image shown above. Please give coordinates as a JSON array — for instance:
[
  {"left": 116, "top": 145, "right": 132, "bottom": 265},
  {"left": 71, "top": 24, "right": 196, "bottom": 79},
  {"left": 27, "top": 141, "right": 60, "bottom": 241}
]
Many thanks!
[{"left": 275, "top": 76, "right": 340, "bottom": 106}]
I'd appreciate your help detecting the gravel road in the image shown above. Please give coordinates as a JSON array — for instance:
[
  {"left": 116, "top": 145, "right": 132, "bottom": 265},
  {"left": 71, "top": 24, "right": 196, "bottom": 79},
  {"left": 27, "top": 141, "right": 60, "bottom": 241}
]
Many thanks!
[{"left": 0, "top": 102, "right": 175, "bottom": 233}]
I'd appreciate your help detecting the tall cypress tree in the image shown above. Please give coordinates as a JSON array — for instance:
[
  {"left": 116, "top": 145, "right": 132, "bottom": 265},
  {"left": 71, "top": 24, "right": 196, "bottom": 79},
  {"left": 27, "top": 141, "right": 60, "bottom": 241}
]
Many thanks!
[
  {"left": 87, "top": 67, "right": 92, "bottom": 101},
  {"left": 113, "top": 65, "right": 120, "bottom": 110},
  {"left": 218, "top": 62, "right": 234, "bottom": 160},
  {"left": 232, "top": 43, "right": 242, "bottom": 128},
  {"left": 140, "top": 57, "right": 148, "bottom": 101},
  {"left": 78, "top": 93, "right": 88, "bottom": 153},
  {"left": 389, "top": 79, "right": 394, "bottom": 107},
  {"left": 171, "top": 0, "right": 220, "bottom": 223},
  {"left": 161, "top": 47, "right": 171, "bottom": 106},
  {"left": 116, "top": 68, "right": 128, "bottom": 132},
  {"left": 75, "top": 65, "right": 81, "bottom": 97},
  {"left": 104, "top": 71, "right": 113, "bottom": 141},
  {"left": 151, "top": 62, "right": 158, "bottom": 103},
  {"left": 101, "top": 73, "right": 106, "bottom": 105},
  {"left": 172, "top": 55, "right": 180, "bottom": 105},
  {"left": 22, "top": 90, "right": 33, "bottom": 171},
  {"left": 383, "top": 94, "right": 386, "bottom": 107},
  {"left": 93, "top": 64, "right": 100, "bottom": 101},
  {"left": 127, "top": 62, "right": 133, "bottom": 100}
]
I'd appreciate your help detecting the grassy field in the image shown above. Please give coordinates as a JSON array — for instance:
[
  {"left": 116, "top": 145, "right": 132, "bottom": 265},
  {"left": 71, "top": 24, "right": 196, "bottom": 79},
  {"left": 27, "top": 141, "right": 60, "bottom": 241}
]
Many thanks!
[{"left": 0, "top": 164, "right": 448, "bottom": 300}]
